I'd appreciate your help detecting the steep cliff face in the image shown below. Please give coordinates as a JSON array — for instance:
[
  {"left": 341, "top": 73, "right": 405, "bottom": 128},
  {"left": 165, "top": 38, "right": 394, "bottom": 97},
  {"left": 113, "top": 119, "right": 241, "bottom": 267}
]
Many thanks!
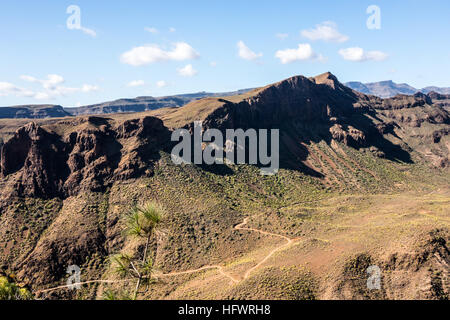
[
  {"left": 195, "top": 73, "right": 448, "bottom": 163},
  {"left": 0, "top": 116, "right": 171, "bottom": 199},
  {"left": 0, "top": 123, "right": 69, "bottom": 198},
  {"left": 190, "top": 73, "right": 380, "bottom": 158},
  {"left": 329, "top": 124, "right": 366, "bottom": 148},
  {"left": 202, "top": 73, "right": 370, "bottom": 130}
]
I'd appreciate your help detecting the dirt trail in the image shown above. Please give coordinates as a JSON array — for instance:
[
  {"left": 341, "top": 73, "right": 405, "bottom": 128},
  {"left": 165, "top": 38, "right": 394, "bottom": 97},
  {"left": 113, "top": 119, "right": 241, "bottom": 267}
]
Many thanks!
[
  {"left": 35, "top": 215, "right": 302, "bottom": 294},
  {"left": 36, "top": 279, "right": 131, "bottom": 294},
  {"left": 157, "top": 217, "right": 301, "bottom": 282},
  {"left": 235, "top": 218, "right": 301, "bottom": 280},
  {"left": 156, "top": 265, "right": 240, "bottom": 284}
]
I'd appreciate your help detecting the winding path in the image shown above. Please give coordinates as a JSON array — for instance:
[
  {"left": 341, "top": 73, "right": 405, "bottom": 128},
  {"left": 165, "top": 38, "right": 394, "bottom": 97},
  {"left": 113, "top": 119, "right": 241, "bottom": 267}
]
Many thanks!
[
  {"left": 235, "top": 217, "right": 302, "bottom": 280},
  {"left": 35, "top": 215, "right": 302, "bottom": 294},
  {"left": 156, "top": 217, "right": 302, "bottom": 283},
  {"left": 155, "top": 265, "right": 239, "bottom": 284}
]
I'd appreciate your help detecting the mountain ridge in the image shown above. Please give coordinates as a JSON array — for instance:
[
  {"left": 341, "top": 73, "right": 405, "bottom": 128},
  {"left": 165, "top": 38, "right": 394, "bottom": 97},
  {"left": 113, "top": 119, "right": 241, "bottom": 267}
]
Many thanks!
[
  {"left": 346, "top": 80, "right": 450, "bottom": 98},
  {"left": 2, "top": 78, "right": 450, "bottom": 119},
  {"left": 0, "top": 72, "right": 448, "bottom": 300},
  {"left": 0, "top": 89, "right": 254, "bottom": 119},
  {"left": 1, "top": 71, "right": 448, "bottom": 198},
  {"left": 0, "top": 105, "right": 71, "bottom": 119}
]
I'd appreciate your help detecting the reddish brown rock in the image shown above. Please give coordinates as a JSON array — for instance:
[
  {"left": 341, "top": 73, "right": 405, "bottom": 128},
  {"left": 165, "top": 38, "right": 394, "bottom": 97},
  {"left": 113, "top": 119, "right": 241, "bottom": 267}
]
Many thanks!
[{"left": 0, "top": 116, "right": 170, "bottom": 199}]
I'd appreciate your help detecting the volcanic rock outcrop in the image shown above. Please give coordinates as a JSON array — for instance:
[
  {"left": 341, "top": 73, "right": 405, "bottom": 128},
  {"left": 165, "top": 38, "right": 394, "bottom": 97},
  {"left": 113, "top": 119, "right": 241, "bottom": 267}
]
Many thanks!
[
  {"left": 201, "top": 73, "right": 371, "bottom": 130},
  {"left": 0, "top": 116, "right": 171, "bottom": 199}
]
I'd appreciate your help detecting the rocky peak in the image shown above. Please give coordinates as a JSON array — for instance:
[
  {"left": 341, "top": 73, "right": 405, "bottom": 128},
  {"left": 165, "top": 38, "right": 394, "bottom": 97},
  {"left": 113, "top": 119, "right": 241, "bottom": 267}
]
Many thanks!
[
  {"left": 116, "top": 116, "right": 166, "bottom": 139},
  {"left": 209, "top": 73, "right": 366, "bottom": 129},
  {"left": 311, "top": 72, "right": 340, "bottom": 89}
]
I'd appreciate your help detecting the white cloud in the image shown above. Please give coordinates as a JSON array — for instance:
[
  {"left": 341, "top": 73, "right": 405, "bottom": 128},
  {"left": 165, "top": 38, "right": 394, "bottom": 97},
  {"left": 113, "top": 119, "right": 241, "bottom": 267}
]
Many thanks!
[
  {"left": 121, "top": 42, "right": 200, "bottom": 66},
  {"left": 237, "top": 41, "right": 263, "bottom": 61},
  {"left": 210, "top": 61, "right": 217, "bottom": 67},
  {"left": 169, "top": 27, "right": 176, "bottom": 32},
  {"left": 19, "top": 75, "right": 37, "bottom": 82},
  {"left": 178, "top": 64, "right": 198, "bottom": 77},
  {"left": 275, "top": 43, "right": 325, "bottom": 64},
  {"left": 145, "top": 27, "right": 159, "bottom": 34},
  {"left": 21, "top": 74, "right": 65, "bottom": 90},
  {"left": 0, "top": 81, "right": 42, "bottom": 99},
  {"left": 127, "top": 80, "right": 145, "bottom": 87},
  {"left": 301, "top": 21, "right": 349, "bottom": 43},
  {"left": 81, "top": 84, "right": 99, "bottom": 92},
  {"left": 45, "top": 74, "right": 65, "bottom": 88},
  {"left": 338, "top": 47, "right": 388, "bottom": 62},
  {"left": 276, "top": 33, "right": 289, "bottom": 40},
  {"left": 2, "top": 74, "right": 99, "bottom": 100},
  {"left": 388, "top": 68, "right": 397, "bottom": 74},
  {"left": 53, "top": 86, "right": 78, "bottom": 95},
  {"left": 0, "top": 82, "right": 20, "bottom": 93},
  {"left": 0, "top": 81, "right": 46, "bottom": 100},
  {"left": 156, "top": 80, "right": 168, "bottom": 88},
  {"left": 34, "top": 92, "right": 51, "bottom": 100}
]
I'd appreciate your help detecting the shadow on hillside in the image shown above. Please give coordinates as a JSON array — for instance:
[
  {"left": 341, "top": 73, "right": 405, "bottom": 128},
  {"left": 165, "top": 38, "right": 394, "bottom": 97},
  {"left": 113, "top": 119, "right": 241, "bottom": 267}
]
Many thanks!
[
  {"left": 343, "top": 112, "right": 413, "bottom": 164},
  {"left": 197, "top": 163, "right": 234, "bottom": 176},
  {"left": 282, "top": 117, "right": 412, "bottom": 166},
  {"left": 174, "top": 110, "right": 413, "bottom": 180}
]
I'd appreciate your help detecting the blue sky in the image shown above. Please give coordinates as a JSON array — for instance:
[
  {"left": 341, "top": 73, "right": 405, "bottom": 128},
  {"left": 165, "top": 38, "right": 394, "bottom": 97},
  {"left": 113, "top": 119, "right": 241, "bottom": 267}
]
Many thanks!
[{"left": 0, "top": 0, "right": 449, "bottom": 107}]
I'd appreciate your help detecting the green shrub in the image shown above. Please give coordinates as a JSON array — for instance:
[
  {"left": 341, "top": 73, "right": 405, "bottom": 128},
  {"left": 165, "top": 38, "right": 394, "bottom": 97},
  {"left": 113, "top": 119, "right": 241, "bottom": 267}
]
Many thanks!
[{"left": 0, "top": 276, "right": 33, "bottom": 300}]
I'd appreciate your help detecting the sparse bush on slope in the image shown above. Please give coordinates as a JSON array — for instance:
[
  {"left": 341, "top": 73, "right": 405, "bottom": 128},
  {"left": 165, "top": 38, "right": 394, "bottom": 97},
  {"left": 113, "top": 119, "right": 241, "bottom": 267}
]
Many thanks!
[{"left": 0, "top": 276, "right": 33, "bottom": 300}]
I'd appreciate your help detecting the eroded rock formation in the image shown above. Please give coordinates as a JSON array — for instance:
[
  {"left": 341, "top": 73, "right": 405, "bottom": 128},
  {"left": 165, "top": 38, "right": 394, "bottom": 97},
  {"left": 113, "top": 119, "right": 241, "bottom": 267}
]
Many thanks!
[{"left": 0, "top": 116, "right": 170, "bottom": 198}]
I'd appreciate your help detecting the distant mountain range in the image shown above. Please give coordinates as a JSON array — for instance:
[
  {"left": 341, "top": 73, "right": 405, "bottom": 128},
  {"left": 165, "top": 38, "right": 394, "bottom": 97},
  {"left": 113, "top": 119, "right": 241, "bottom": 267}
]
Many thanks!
[
  {"left": 66, "top": 89, "right": 254, "bottom": 116},
  {"left": 0, "top": 105, "right": 71, "bottom": 119},
  {"left": 1, "top": 80, "right": 449, "bottom": 119},
  {"left": 345, "top": 80, "right": 450, "bottom": 98},
  {"left": 0, "top": 89, "right": 253, "bottom": 119}
]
